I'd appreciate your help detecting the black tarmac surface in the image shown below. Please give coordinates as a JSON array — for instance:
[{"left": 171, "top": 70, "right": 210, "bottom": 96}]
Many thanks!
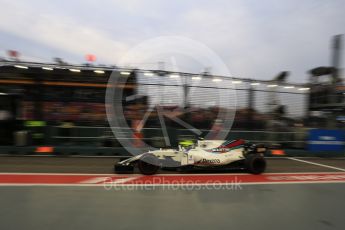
[
  {"left": 0, "top": 184, "right": 345, "bottom": 230},
  {"left": 0, "top": 156, "right": 345, "bottom": 230}
]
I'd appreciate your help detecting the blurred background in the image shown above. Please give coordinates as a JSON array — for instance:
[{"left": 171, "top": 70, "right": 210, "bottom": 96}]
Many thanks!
[{"left": 0, "top": 0, "right": 344, "bottom": 156}]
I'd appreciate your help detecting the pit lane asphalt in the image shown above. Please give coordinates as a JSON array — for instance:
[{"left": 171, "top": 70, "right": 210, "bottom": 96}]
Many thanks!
[
  {"left": 1, "top": 156, "right": 345, "bottom": 230},
  {"left": 0, "top": 156, "right": 344, "bottom": 173},
  {"left": 1, "top": 184, "right": 345, "bottom": 230}
]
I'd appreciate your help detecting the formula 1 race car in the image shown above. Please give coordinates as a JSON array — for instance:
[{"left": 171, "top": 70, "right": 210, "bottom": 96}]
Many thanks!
[{"left": 114, "top": 139, "right": 267, "bottom": 175}]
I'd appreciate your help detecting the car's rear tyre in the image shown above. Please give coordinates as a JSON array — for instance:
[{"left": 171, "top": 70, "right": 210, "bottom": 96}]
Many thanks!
[
  {"left": 114, "top": 164, "right": 134, "bottom": 174},
  {"left": 138, "top": 154, "right": 160, "bottom": 175},
  {"left": 245, "top": 154, "right": 266, "bottom": 174}
]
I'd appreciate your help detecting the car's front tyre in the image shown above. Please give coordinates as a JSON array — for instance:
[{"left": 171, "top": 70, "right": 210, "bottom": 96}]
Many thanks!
[{"left": 138, "top": 154, "right": 160, "bottom": 175}]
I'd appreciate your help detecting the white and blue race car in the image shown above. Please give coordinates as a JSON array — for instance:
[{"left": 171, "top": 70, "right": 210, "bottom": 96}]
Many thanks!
[{"left": 115, "top": 139, "right": 267, "bottom": 175}]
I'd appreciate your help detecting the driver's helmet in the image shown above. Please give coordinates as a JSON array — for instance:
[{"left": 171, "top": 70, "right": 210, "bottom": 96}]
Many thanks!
[{"left": 179, "top": 140, "right": 194, "bottom": 150}]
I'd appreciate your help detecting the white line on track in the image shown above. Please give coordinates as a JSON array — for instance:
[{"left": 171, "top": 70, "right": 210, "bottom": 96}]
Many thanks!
[
  {"left": 288, "top": 157, "right": 345, "bottom": 172},
  {"left": 111, "top": 176, "right": 142, "bottom": 184},
  {"left": 1, "top": 172, "right": 345, "bottom": 176},
  {"left": 267, "top": 156, "right": 345, "bottom": 159},
  {"left": 1, "top": 181, "right": 345, "bottom": 187},
  {"left": 79, "top": 177, "right": 112, "bottom": 184}
]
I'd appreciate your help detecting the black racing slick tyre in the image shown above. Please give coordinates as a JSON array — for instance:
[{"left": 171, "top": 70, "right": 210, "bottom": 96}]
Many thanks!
[
  {"left": 137, "top": 154, "right": 160, "bottom": 175},
  {"left": 245, "top": 154, "right": 266, "bottom": 174}
]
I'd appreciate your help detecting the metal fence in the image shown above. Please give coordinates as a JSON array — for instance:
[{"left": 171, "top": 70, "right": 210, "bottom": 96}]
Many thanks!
[
  {"left": 0, "top": 61, "right": 312, "bottom": 148},
  {"left": 49, "top": 126, "right": 308, "bottom": 149},
  {"left": 49, "top": 70, "right": 310, "bottom": 149}
]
